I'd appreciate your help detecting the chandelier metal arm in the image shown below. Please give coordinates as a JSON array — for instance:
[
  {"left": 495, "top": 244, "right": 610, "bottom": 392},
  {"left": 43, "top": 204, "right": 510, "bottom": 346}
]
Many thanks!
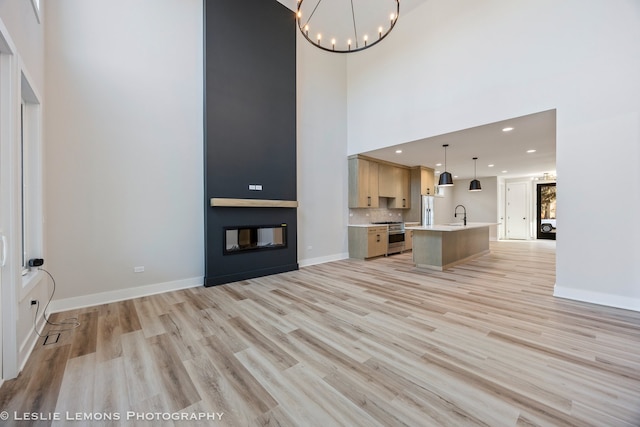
[
  {"left": 350, "top": 0, "right": 359, "bottom": 49},
  {"left": 301, "top": 0, "right": 323, "bottom": 29}
]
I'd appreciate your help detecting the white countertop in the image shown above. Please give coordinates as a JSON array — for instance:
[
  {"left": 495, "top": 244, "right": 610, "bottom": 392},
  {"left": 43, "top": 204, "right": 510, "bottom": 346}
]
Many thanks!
[{"left": 406, "top": 222, "right": 497, "bottom": 232}]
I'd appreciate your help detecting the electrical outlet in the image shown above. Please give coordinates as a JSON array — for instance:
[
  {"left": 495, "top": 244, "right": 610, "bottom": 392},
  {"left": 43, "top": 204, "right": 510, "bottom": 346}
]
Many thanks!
[{"left": 30, "top": 299, "right": 37, "bottom": 306}]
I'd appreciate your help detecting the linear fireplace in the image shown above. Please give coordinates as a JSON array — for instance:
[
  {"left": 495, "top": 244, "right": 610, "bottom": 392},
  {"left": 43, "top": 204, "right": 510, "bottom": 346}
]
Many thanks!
[
  {"left": 203, "top": 0, "right": 297, "bottom": 287},
  {"left": 224, "top": 224, "right": 287, "bottom": 254}
]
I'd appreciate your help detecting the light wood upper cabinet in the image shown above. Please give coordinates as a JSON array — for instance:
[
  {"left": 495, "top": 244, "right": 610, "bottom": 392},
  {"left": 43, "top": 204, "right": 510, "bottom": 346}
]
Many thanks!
[
  {"left": 379, "top": 163, "right": 410, "bottom": 209},
  {"left": 421, "top": 167, "right": 435, "bottom": 196},
  {"left": 388, "top": 167, "right": 411, "bottom": 209},
  {"left": 349, "top": 158, "right": 379, "bottom": 208},
  {"left": 349, "top": 155, "right": 411, "bottom": 209},
  {"left": 378, "top": 163, "right": 397, "bottom": 198}
]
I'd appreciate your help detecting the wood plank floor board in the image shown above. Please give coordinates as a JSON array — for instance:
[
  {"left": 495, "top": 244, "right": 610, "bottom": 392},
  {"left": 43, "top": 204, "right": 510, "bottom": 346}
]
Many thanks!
[
  {"left": 53, "top": 353, "right": 96, "bottom": 419},
  {"left": 96, "top": 302, "right": 124, "bottom": 362},
  {"left": 283, "top": 364, "right": 385, "bottom": 427},
  {"left": 68, "top": 310, "right": 99, "bottom": 359},
  {"left": 2, "top": 241, "right": 639, "bottom": 426},
  {"left": 93, "top": 357, "right": 130, "bottom": 418},
  {"left": 182, "top": 355, "right": 242, "bottom": 426},
  {"left": 226, "top": 316, "right": 299, "bottom": 371},
  {"left": 117, "top": 299, "right": 142, "bottom": 334},
  {"left": 147, "top": 333, "right": 201, "bottom": 412},
  {"left": 120, "top": 330, "right": 164, "bottom": 405},
  {"left": 133, "top": 297, "right": 167, "bottom": 338},
  {"left": 200, "top": 334, "right": 278, "bottom": 415},
  {"left": 15, "top": 344, "right": 71, "bottom": 420}
]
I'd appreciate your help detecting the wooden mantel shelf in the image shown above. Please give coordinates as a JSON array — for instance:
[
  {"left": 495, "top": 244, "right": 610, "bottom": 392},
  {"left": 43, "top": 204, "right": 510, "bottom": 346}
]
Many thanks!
[{"left": 210, "top": 198, "right": 298, "bottom": 208}]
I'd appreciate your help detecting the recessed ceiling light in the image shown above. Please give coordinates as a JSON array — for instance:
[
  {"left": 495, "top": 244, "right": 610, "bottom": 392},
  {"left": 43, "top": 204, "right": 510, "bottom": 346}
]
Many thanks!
[
  {"left": 453, "top": 176, "right": 458, "bottom": 179},
  {"left": 488, "top": 164, "right": 494, "bottom": 167},
  {"left": 527, "top": 149, "right": 536, "bottom": 153},
  {"left": 435, "top": 163, "right": 442, "bottom": 167},
  {"left": 502, "top": 127, "right": 514, "bottom": 132},
  {"left": 435, "top": 170, "right": 441, "bottom": 174},
  {"left": 395, "top": 149, "right": 402, "bottom": 154},
  {"left": 502, "top": 170, "right": 508, "bottom": 173}
]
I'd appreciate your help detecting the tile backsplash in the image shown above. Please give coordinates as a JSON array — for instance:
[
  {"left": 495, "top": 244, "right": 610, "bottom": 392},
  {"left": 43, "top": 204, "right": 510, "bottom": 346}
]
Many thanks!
[{"left": 349, "top": 198, "right": 406, "bottom": 224}]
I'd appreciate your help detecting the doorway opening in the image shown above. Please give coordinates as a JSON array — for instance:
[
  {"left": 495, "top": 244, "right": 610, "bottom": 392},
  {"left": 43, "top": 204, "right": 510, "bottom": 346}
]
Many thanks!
[{"left": 537, "top": 182, "right": 556, "bottom": 240}]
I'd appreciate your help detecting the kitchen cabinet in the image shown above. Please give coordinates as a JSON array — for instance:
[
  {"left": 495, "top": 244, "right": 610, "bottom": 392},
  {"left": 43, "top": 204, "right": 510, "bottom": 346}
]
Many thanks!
[
  {"left": 378, "top": 163, "right": 411, "bottom": 209},
  {"left": 404, "top": 229, "right": 413, "bottom": 250},
  {"left": 349, "top": 157, "right": 379, "bottom": 208},
  {"left": 348, "top": 226, "right": 388, "bottom": 259},
  {"left": 406, "top": 166, "right": 436, "bottom": 223},
  {"left": 420, "top": 167, "right": 435, "bottom": 196},
  {"left": 389, "top": 167, "right": 411, "bottom": 209}
]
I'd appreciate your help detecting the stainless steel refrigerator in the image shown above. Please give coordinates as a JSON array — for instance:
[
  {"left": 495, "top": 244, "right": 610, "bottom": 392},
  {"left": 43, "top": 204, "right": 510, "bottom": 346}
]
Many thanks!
[{"left": 422, "top": 195, "right": 441, "bottom": 226}]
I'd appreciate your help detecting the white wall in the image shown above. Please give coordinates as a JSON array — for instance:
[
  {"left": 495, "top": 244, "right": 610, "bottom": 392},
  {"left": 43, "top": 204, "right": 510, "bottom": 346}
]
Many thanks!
[
  {"left": 346, "top": 0, "right": 640, "bottom": 310},
  {"left": 0, "top": 0, "right": 44, "bottom": 90},
  {"left": 450, "top": 176, "right": 499, "bottom": 240},
  {"left": 44, "top": 0, "right": 204, "bottom": 305},
  {"left": 296, "top": 32, "right": 350, "bottom": 266}
]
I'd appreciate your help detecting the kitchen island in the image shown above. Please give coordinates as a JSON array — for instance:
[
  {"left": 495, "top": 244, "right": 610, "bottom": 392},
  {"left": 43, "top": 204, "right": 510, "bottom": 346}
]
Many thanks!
[{"left": 405, "top": 223, "right": 495, "bottom": 270}]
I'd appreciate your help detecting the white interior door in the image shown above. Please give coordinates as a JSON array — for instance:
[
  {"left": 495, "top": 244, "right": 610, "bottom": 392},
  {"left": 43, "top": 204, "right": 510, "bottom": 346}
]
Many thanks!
[{"left": 506, "top": 182, "right": 529, "bottom": 240}]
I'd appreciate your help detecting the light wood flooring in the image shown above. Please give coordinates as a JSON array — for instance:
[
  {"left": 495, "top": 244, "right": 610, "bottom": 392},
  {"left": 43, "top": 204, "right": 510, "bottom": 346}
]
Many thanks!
[{"left": 1, "top": 241, "right": 639, "bottom": 426}]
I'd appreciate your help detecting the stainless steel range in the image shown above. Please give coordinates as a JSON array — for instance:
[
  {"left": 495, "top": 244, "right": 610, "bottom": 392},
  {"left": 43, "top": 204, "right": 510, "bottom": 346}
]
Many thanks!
[{"left": 372, "top": 221, "right": 405, "bottom": 255}]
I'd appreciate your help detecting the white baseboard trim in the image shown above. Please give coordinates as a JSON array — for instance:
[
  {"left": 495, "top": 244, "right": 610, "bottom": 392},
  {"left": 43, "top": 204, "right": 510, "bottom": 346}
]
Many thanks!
[
  {"left": 48, "top": 276, "right": 204, "bottom": 314},
  {"left": 554, "top": 285, "right": 640, "bottom": 312},
  {"left": 299, "top": 252, "right": 349, "bottom": 268}
]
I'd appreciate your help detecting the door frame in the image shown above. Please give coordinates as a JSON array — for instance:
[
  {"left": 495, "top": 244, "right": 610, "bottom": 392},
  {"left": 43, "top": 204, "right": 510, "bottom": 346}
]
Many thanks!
[{"left": 0, "top": 17, "right": 20, "bottom": 381}]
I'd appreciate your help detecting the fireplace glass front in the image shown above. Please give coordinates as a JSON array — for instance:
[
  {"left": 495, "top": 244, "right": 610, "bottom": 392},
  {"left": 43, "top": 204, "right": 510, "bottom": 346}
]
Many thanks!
[{"left": 224, "top": 224, "right": 287, "bottom": 254}]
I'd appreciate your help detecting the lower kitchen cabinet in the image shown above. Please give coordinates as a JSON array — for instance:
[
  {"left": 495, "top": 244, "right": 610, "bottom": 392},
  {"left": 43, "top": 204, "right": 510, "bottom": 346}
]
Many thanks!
[
  {"left": 348, "top": 226, "right": 388, "bottom": 259},
  {"left": 404, "top": 229, "right": 413, "bottom": 250}
]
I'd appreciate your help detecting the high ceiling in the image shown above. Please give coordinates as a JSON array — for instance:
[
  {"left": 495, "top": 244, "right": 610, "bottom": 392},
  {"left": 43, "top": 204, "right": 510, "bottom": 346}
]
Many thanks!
[
  {"left": 280, "top": 1, "right": 557, "bottom": 180},
  {"left": 362, "top": 110, "right": 557, "bottom": 180}
]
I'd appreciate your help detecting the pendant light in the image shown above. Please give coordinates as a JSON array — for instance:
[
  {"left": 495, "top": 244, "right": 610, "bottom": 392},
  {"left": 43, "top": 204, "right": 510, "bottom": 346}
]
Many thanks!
[
  {"left": 438, "top": 144, "right": 454, "bottom": 187},
  {"left": 469, "top": 157, "right": 482, "bottom": 192}
]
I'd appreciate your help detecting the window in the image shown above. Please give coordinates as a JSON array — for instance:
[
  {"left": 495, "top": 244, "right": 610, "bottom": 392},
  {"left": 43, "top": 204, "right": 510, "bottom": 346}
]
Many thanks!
[{"left": 20, "top": 72, "right": 42, "bottom": 277}]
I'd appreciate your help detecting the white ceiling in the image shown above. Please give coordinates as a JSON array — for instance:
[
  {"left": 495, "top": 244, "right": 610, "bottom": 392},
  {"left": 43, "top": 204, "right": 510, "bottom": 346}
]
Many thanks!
[
  {"left": 362, "top": 110, "right": 557, "bottom": 180},
  {"left": 280, "top": 1, "right": 557, "bottom": 180}
]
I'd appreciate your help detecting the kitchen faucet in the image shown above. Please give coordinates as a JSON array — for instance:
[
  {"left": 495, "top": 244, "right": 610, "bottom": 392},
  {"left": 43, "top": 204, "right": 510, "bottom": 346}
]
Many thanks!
[{"left": 454, "top": 205, "right": 467, "bottom": 226}]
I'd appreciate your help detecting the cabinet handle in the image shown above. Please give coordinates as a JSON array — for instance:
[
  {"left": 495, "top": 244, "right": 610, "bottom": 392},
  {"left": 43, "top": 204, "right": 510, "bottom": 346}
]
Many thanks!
[
  {"left": 376, "top": 234, "right": 380, "bottom": 242},
  {"left": 367, "top": 196, "right": 371, "bottom": 207},
  {"left": 402, "top": 198, "right": 406, "bottom": 207}
]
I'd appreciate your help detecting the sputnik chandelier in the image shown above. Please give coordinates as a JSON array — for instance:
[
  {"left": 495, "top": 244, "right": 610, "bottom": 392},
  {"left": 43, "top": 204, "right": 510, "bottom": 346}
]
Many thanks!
[{"left": 296, "top": 0, "right": 400, "bottom": 53}]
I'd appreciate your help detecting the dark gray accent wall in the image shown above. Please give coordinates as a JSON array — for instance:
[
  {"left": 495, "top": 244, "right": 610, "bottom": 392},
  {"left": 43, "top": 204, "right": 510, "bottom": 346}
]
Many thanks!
[{"left": 204, "top": 0, "right": 298, "bottom": 286}]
